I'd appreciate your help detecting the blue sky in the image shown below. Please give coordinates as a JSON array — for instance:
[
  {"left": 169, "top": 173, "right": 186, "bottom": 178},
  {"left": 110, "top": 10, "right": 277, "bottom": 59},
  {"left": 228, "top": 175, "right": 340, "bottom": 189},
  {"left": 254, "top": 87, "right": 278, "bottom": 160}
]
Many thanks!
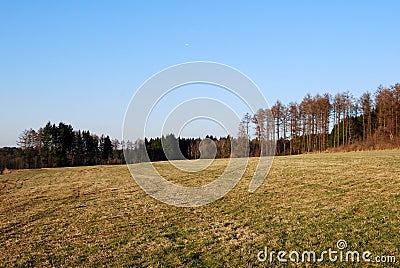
[{"left": 1, "top": 1, "right": 399, "bottom": 146}]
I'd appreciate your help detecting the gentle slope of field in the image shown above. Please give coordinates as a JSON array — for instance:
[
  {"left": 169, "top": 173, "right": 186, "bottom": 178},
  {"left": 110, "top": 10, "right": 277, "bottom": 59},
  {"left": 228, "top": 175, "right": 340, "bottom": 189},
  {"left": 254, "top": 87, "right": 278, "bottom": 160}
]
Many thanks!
[{"left": 1, "top": 150, "right": 399, "bottom": 267}]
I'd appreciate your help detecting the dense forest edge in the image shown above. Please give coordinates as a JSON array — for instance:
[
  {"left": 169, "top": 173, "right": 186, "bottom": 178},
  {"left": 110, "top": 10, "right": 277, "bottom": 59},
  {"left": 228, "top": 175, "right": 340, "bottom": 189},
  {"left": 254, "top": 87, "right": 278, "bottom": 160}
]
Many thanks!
[{"left": 1, "top": 83, "right": 399, "bottom": 173}]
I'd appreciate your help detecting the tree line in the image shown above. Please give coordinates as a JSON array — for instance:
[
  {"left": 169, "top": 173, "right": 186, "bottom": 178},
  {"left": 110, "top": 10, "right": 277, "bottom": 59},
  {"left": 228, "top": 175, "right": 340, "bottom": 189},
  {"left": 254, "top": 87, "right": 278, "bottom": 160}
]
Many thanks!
[
  {"left": 0, "top": 122, "right": 124, "bottom": 170},
  {"left": 240, "top": 83, "right": 400, "bottom": 155},
  {"left": 1, "top": 83, "right": 399, "bottom": 172},
  {"left": 124, "top": 134, "right": 233, "bottom": 164},
  {"left": 0, "top": 123, "right": 237, "bottom": 170}
]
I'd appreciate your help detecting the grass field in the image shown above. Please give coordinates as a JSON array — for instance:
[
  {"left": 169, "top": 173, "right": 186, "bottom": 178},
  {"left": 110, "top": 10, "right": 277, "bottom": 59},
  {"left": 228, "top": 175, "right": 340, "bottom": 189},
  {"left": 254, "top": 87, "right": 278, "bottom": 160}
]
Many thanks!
[{"left": 1, "top": 150, "right": 400, "bottom": 267}]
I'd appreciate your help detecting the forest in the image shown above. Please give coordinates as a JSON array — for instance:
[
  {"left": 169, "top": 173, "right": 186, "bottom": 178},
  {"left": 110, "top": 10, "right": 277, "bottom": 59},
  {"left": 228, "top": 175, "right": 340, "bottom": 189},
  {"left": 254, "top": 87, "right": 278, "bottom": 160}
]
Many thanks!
[
  {"left": 266, "top": 83, "right": 400, "bottom": 154},
  {"left": 1, "top": 83, "right": 399, "bottom": 172}
]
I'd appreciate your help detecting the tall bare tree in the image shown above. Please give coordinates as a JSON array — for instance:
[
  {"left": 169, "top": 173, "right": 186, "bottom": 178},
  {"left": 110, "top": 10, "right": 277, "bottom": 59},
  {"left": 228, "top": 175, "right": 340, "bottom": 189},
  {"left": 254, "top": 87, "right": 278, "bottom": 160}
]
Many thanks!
[
  {"left": 360, "top": 92, "right": 373, "bottom": 140},
  {"left": 288, "top": 102, "right": 300, "bottom": 154}
]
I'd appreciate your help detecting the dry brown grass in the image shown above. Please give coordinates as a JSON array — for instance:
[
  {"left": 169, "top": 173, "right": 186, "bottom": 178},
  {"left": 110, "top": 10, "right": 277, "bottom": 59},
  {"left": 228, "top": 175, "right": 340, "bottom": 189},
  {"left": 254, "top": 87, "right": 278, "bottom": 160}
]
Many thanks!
[{"left": 1, "top": 150, "right": 399, "bottom": 267}]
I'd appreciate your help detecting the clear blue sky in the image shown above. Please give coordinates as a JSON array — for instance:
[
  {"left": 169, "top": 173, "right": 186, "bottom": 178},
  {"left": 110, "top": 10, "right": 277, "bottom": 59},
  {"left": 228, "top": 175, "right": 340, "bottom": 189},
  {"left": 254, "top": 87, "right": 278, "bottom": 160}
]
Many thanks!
[{"left": 1, "top": 1, "right": 399, "bottom": 146}]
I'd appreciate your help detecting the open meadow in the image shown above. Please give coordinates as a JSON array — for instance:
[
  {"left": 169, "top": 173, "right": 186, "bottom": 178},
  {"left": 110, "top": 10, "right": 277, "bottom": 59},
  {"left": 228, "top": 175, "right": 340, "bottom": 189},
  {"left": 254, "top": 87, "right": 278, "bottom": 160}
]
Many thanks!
[{"left": 1, "top": 150, "right": 400, "bottom": 267}]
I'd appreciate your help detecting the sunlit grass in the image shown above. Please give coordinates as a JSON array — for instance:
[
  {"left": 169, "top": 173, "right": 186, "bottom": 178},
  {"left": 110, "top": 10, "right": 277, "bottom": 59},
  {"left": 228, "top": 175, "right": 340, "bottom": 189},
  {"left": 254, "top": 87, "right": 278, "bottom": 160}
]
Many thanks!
[{"left": 0, "top": 150, "right": 399, "bottom": 267}]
